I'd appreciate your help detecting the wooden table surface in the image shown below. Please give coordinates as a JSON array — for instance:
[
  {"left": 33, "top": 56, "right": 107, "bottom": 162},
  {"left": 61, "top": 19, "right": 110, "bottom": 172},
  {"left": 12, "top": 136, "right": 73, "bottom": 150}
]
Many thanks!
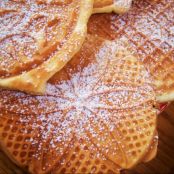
[{"left": 0, "top": 103, "right": 174, "bottom": 174}]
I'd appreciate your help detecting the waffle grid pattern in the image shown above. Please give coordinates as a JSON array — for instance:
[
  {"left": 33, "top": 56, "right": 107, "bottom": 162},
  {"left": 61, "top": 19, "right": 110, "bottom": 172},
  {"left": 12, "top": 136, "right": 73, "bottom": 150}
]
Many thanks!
[
  {"left": 0, "top": 114, "right": 36, "bottom": 167},
  {"left": 52, "top": 139, "right": 119, "bottom": 174},
  {"left": 88, "top": 0, "right": 174, "bottom": 101},
  {"left": 116, "top": 107, "right": 157, "bottom": 163}
]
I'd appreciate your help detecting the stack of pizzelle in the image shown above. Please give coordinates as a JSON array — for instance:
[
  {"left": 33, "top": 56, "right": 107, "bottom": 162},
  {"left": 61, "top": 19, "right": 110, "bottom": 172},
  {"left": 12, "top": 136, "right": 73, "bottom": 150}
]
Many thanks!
[{"left": 0, "top": 0, "right": 173, "bottom": 174}]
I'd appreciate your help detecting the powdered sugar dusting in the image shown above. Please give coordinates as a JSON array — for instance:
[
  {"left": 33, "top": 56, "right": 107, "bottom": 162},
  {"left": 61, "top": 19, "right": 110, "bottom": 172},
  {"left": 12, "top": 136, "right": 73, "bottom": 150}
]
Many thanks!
[
  {"left": 0, "top": 0, "right": 78, "bottom": 77},
  {"left": 0, "top": 36, "right": 156, "bottom": 171},
  {"left": 114, "top": 0, "right": 132, "bottom": 9},
  {"left": 89, "top": 0, "right": 174, "bottom": 100}
]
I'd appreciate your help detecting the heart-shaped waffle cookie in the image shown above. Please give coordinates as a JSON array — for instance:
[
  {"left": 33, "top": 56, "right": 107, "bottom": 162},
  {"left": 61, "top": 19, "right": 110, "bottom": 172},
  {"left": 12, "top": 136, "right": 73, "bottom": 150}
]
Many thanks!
[{"left": 0, "top": 0, "right": 93, "bottom": 94}]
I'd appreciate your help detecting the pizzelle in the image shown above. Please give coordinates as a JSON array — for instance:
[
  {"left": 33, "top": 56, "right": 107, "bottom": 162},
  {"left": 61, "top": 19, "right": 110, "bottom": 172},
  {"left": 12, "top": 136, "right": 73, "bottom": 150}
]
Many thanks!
[
  {"left": 89, "top": 0, "right": 174, "bottom": 103},
  {"left": 0, "top": 35, "right": 157, "bottom": 174},
  {"left": 0, "top": 0, "right": 93, "bottom": 94}
]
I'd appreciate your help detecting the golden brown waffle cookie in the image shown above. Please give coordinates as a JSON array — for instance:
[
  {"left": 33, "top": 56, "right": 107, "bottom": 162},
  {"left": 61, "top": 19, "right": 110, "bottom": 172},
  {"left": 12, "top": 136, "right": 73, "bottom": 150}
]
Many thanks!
[
  {"left": 0, "top": 0, "right": 93, "bottom": 94},
  {"left": 88, "top": 0, "right": 174, "bottom": 102},
  {"left": 93, "top": 0, "right": 132, "bottom": 14},
  {"left": 0, "top": 35, "right": 157, "bottom": 173}
]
